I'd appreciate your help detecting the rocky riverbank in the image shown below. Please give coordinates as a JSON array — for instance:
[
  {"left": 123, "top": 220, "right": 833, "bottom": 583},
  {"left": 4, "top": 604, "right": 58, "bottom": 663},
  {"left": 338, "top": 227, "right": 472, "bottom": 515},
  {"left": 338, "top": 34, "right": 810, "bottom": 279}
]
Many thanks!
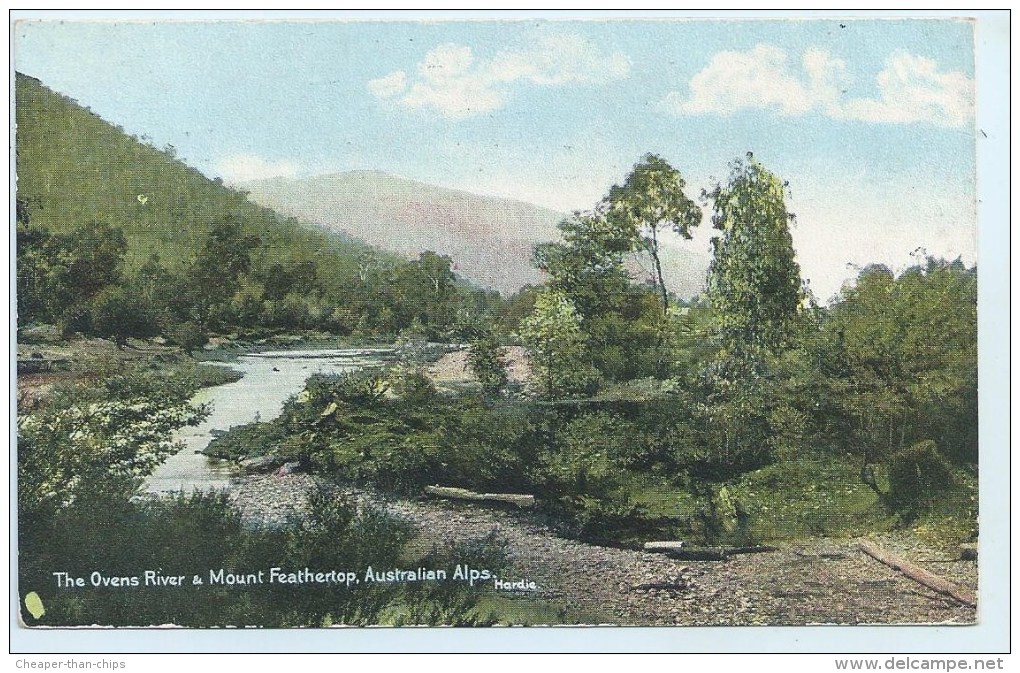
[{"left": 226, "top": 472, "right": 978, "bottom": 626}]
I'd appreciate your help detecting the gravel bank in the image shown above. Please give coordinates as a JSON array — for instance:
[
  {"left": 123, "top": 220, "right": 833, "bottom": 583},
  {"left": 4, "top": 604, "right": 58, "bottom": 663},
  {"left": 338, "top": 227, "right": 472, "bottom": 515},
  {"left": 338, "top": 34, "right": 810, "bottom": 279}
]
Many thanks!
[{"left": 227, "top": 473, "right": 977, "bottom": 626}]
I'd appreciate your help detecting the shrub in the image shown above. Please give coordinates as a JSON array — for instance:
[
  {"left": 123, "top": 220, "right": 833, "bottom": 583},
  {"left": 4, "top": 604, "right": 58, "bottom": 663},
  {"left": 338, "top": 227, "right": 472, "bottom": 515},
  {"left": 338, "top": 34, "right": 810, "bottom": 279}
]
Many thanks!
[
  {"left": 467, "top": 332, "right": 510, "bottom": 397},
  {"left": 886, "top": 440, "right": 955, "bottom": 520}
]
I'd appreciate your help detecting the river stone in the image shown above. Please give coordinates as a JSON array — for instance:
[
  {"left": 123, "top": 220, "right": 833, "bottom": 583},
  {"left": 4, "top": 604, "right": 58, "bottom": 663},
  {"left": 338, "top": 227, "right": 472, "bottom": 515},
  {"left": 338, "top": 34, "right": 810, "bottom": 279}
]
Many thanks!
[
  {"left": 275, "top": 461, "right": 301, "bottom": 476},
  {"left": 239, "top": 455, "right": 285, "bottom": 473}
]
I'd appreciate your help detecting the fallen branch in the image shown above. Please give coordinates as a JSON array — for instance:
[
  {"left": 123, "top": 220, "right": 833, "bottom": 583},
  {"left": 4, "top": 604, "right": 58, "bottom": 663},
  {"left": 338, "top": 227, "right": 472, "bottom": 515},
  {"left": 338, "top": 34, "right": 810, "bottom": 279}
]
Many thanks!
[
  {"left": 424, "top": 485, "right": 535, "bottom": 508},
  {"left": 857, "top": 539, "right": 976, "bottom": 608},
  {"left": 643, "top": 542, "right": 776, "bottom": 561}
]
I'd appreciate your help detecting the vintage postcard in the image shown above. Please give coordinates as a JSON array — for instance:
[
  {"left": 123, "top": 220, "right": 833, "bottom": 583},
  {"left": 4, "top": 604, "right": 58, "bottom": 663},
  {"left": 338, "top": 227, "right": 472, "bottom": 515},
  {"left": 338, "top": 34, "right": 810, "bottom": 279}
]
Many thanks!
[{"left": 11, "top": 10, "right": 1004, "bottom": 649}]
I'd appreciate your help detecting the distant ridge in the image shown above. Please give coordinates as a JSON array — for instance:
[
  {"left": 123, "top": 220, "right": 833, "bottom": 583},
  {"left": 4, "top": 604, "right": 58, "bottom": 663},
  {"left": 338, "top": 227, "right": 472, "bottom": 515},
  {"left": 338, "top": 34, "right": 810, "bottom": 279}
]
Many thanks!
[{"left": 244, "top": 171, "right": 709, "bottom": 297}]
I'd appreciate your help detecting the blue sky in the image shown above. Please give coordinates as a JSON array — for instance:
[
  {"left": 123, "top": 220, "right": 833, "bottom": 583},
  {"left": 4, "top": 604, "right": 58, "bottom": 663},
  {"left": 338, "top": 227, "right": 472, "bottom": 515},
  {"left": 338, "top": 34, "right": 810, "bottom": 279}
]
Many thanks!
[{"left": 13, "top": 16, "right": 978, "bottom": 299}]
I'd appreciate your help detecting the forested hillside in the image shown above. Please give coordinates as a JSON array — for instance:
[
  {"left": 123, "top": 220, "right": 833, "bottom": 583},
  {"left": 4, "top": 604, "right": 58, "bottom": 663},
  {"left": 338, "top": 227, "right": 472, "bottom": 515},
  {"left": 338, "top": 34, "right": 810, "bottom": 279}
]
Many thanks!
[{"left": 15, "top": 72, "right": 501, "bottom": 344}]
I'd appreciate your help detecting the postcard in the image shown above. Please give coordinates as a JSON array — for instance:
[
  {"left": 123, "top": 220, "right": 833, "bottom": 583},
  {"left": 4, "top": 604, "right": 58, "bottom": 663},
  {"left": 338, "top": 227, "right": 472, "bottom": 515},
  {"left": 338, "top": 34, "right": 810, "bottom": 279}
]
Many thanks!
[{"left": 10, "top": 10, "right": 1008, "bottom": 653}]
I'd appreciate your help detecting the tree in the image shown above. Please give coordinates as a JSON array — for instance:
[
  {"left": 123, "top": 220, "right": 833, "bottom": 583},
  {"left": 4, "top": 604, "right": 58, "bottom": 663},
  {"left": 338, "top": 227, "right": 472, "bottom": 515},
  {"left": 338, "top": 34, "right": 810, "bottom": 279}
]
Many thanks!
[
  {"left": 519, "top": 290, "right": 595, "bottom": 398},
  {"left": 607, "top": 154, "right": 702, "bottom": 315},
  {"left": 467, "top": 327, "right": 510, "bottom": 397},
  {"left": 815, "top": 257, "right": 977, "bottom": 474},
  {"left": 87, "top": 286, "right": 157, "bottom": 347},
  {"left": 705, "top": 154, "right": 803, "bottom": 353},
  {"left": 533, "top": 212, "right": 635, "bottom": 320},
  {"left": 187, "top": 217, "right": 262, "bottom": 326}
]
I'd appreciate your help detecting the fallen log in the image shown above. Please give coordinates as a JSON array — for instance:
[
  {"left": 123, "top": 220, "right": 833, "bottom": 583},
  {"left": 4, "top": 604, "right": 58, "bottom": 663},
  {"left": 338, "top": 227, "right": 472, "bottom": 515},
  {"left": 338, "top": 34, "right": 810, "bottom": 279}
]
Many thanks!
[
  {"left": 857, "top": 539, "right": 976, "bottom": 608},
  {"left": 424, "top": 485, "right": 535, "bottom": 508},
  {"left": 643, "top": 542, "right": 777, "bottom": 560}
]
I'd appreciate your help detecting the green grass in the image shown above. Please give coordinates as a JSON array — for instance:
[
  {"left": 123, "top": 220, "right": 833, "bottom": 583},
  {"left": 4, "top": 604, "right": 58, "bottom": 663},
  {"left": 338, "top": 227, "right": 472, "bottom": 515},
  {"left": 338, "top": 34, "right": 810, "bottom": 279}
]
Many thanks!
[{"left": 726, "top": 452, "right": 896, "bottom": 542}]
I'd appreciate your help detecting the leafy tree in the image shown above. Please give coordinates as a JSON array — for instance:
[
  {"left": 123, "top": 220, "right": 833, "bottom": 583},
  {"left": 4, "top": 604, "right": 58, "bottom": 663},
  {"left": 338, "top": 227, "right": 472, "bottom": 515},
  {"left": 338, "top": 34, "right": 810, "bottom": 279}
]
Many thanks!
[
  {"left": 705, "top": 153, "right": 803, "bottom": 353},
  {"left": 15, "top": 220, "right": 53, "bottom": 322},
  {"left": 814, "top": 257, "right": 977, "bottom": 474},
  {"left": 467, "top": 327, "right": 510, "bottom": 397},
  {"left": 17, "top": 368, "right": 208, "bottom": 527},
  {"left": 607, "top": 154, "right": 702, "bottom": 315},
  {"left": 86, "top": 285, "right": 158, "bottom": 346},
  {"left": 519, "top": 289, "right": 595, "bottom": 398},
  {"left": 187, "top": 217, "right": 262, "bottom": 326},
  {"left": 533, "top": 212, "right": 635, "bottom": 320}
]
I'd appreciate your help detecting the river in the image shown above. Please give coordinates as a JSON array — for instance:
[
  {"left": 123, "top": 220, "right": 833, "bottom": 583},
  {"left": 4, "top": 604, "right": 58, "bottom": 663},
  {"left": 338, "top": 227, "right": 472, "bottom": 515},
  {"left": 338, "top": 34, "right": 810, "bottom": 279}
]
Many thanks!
[{"left": 144, "top": 347, "right": 396, "bottom": 494}]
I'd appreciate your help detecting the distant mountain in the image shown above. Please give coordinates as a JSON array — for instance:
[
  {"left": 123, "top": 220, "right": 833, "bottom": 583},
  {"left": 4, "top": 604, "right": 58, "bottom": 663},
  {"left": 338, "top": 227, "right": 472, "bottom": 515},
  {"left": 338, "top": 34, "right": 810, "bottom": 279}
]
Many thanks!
[{"left": 243, "top": 171, "right": 709, "bottom": 297}]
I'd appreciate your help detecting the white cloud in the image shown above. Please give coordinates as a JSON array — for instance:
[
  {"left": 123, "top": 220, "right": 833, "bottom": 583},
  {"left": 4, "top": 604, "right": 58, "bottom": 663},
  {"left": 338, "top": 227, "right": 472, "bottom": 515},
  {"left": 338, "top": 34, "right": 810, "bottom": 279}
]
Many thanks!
[
  {"left": 368, "top": 34, "right": 631, "bottom": 119},
  {"left": 840, "top": 51, "right": 974, "bottom": 127},
  {"left": 366, "top": 70, "right": 407, "bottom": 99},
  {"left": 664, "top": 44, "right": 972, "bottom": 128},
  {"left": 215, "top": 154, "right": 299, "bottom": 184}
]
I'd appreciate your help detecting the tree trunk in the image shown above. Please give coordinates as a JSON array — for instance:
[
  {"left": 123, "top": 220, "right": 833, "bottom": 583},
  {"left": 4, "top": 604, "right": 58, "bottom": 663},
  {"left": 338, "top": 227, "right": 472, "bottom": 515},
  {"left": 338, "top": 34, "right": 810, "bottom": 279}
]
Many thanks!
[{"left": 649, "top": 228, "right": 669, "bottom": 316}]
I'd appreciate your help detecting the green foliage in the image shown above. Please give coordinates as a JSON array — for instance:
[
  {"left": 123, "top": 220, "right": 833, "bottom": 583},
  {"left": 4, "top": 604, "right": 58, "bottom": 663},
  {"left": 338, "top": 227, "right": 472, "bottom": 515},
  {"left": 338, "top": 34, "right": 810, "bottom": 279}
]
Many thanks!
[
  {"left": 163, "top": 321, "right": 209, "bottom": 354},
  {"left": 886, "top": 440, "right": 955, "bottom": 520},
  {"left": 519, "top": 289, "right": 599, "bottom": 398},
  {"left": 705, "top": 154, "right": 803, "bottom": 352},
  {"left": 204, "top": 422, "right": 288, "bottom": 461},
  {"left": 86, "top": 285, "right": 158, "bottom": 346},
  {"left": 467, "top": 329, "right": 510, "bottom": 397},
  {"left": 607, "top": 153, "right": 702, "bottom": 314},
  {"left": 808, "top": 258, "right": 977, "bottom": 467},
  {"left": 17, "top": 367, "right": 208, "bottom": 527}
]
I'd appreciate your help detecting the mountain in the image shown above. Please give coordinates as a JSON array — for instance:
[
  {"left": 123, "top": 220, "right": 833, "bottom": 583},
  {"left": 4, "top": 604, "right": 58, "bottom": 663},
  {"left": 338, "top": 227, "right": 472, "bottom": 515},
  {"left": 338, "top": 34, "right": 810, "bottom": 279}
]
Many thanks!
[
  {"left": 13, "top": 72, "right": 388, "bottom": 277},
  {"left": 244, "top": 171, "right": 709, "bottom": 297},
  {"left": 242, "top": 171, "right": 560, "bottom": 295}
]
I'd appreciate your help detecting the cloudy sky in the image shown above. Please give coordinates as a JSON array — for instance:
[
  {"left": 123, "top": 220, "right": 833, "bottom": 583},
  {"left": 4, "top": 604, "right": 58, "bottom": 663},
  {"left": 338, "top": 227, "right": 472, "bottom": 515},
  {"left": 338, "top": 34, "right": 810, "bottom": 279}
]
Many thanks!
[{"left": 14, "top": 16, "right": 980, "bottom": 299}]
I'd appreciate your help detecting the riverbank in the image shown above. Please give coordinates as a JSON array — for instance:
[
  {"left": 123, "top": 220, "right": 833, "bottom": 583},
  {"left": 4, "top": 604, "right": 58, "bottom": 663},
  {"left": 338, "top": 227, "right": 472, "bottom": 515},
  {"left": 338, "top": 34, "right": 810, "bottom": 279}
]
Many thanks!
[{"left": 226, "top": 472, "right": 977, "bottom": 626}]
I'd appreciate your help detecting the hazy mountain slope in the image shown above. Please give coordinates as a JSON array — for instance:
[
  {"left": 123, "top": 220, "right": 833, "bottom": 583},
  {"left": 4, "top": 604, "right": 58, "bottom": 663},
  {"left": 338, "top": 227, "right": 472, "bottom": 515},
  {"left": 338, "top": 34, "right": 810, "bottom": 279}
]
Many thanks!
[
  {"left": 244, "top": 171, "right": 563, "bottom": 294},
  {"left": 245, "top": 171, "right": 709, "bottom": 297}
]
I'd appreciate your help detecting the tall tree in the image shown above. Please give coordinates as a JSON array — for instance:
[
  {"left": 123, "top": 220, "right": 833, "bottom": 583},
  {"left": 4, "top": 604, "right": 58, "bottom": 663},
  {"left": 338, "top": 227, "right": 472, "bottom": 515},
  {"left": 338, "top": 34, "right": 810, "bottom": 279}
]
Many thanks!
[
  {"left": 705, "top": 153, "right": 803, "bottom": 352},
  {"left": 519, "top": 289, "right": 591, "bottom": 398},
  {"left": 607, "top": 154, "right": 702, "bottom": 315}
]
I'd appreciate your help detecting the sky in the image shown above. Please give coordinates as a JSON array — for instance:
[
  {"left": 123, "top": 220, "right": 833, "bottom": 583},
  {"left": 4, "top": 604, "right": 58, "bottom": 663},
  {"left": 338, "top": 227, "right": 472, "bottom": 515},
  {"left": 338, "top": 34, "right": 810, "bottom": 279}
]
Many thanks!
[{"left": 13, "top": 14, "right": 979, "bottom": 300}]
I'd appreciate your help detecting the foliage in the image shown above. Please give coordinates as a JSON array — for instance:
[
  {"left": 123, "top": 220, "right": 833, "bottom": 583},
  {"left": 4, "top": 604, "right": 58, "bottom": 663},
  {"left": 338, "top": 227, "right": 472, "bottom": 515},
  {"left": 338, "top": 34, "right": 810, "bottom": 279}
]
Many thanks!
[
  {"left": 807, "top": 258, "right": 977, "bottom": 468},
  {"left": 886, "top": 440, "right": 955, "bottom": 520},
  {"left": 607, "top": 153, "right": 702, "bottom": 314},
  {"left": 86, "top": 285, "right": 158, "bottom": 346},
  {"left": 17, "top": 367, "right": 208, "bottom": 526},
  {"left": 705, "top": 153, "right": 803, "bottom": 352},
  {"left": 519, "top": 289, "right": 598, "bottom": 398},
  {"left": 467, "top": 328, "right": 510, "bottom": 397}
]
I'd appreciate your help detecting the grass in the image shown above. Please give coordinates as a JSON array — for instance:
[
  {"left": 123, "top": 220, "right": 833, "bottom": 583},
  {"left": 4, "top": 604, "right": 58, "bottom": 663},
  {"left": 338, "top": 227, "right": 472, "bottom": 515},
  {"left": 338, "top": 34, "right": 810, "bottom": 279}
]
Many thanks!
[{"left": 726, "top": 452, "right": 896, "bottom": 542}]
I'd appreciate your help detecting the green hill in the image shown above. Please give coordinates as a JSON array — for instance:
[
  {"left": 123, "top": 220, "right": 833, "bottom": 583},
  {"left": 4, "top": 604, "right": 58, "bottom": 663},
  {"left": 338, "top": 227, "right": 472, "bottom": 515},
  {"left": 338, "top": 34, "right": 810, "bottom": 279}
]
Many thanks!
[
  {"left": 14, "top": 72, "right": 498, "bottom": 340},
  {"left": 14, "top": 72, "right": 381, "bottom": 274}
]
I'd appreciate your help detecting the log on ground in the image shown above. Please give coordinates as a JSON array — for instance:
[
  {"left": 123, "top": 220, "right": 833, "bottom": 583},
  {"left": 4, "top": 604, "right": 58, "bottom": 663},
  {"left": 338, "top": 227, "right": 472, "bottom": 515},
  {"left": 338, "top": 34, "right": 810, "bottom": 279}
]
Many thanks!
[
  {"left": 858, "top": 538, "right": 976, "bottom": 608},
  {"left": 643, "top": 542, "right": 777, "bottom": 561},
  {"left": 424, "top": 485, "right": 535, "bottom": 508}
]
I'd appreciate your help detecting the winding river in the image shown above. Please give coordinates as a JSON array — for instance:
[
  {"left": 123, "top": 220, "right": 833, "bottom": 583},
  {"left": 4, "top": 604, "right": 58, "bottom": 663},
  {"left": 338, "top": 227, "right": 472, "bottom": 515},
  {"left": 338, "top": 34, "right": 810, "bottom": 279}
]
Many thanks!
[{"left": 144, "top": 347, "right": 396, "bottom": 494}]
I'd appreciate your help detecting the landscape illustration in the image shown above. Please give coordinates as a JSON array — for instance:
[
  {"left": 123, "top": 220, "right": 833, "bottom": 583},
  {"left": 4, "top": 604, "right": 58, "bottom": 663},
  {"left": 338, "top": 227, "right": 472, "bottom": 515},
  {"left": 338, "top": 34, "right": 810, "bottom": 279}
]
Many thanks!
[{"left": 14, "top": 17, "right": 979, "bottom": 627}]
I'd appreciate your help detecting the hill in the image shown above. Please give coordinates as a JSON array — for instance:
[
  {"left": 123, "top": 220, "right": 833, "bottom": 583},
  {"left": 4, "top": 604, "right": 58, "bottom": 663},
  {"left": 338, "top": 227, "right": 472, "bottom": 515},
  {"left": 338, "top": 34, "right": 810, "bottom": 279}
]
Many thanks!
[
  {"left": 13, "top": 72, "right": 386, "bottom": 277},
  {"left": 243, "top": 172, "right": 709, "bottom": 297}
]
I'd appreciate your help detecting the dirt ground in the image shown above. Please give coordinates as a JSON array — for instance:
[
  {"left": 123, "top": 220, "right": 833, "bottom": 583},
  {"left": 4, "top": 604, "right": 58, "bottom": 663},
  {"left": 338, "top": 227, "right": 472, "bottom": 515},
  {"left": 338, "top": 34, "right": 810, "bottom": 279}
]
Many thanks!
[
  {"left": 426, "top": 346, "right": 532, "bottom": 385},
  {"left": 230, "top": 474, "right": 978, "bottom": 626}
]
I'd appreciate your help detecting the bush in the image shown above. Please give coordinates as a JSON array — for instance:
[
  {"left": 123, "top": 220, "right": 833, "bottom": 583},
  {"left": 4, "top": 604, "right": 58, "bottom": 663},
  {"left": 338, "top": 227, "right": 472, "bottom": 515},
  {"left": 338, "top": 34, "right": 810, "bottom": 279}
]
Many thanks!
[
  {"left": 163, "top": 321, "right": 209, "bottom": 354},
  {"left": 886, "top": 440, "right": 955, "bottom": 520},
  {"left": 467, "top": 332, "right": 509, "bottom": 397}
]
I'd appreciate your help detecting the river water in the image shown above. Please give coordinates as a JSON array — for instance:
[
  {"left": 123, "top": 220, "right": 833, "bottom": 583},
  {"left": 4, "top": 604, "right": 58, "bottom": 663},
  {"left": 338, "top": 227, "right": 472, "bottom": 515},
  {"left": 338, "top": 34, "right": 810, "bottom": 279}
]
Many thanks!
[{"left": 144, "top": 348, "right": 395, "bottom": 494}]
